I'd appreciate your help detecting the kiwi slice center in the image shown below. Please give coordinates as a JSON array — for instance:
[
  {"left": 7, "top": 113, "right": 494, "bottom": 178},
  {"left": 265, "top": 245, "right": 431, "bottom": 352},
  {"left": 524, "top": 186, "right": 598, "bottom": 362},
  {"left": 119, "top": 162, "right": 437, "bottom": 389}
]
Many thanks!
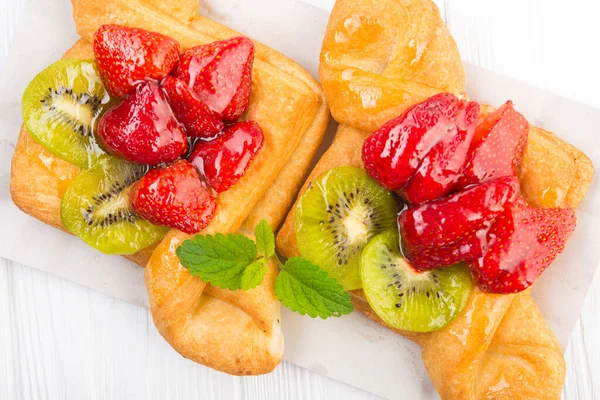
[
  {"left": 84, "top": 186, "right": 137, "bottom": 227},
  {"left": 42, "top": 87, "right": 101, "bottom": 137},
  {"left": 342, "top": 204, "right": 370, "bottom": 244}
]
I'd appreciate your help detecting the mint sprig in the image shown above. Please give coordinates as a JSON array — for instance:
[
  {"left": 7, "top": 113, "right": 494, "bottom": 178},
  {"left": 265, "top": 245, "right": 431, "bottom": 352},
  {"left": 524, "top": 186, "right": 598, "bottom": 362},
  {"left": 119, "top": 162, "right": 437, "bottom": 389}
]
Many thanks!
[{"left": 176, "top": 219, "right": 353, "bottom": 319}]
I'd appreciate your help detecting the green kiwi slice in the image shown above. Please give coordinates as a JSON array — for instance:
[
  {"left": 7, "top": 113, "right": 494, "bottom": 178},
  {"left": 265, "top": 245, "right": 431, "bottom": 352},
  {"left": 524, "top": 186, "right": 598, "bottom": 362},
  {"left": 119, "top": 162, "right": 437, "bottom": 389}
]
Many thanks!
[
  {"left": 61, "top": 157, "right": 169, "bottom": 255},
  {"left": 22, "top": 59, "right": 111, "bottom": 168},
  {"left": 361, "top": 230, "right": 471, "bottom": 332},
  {"left": 294, "top": 166, "right": 398, "bottom": 290}
]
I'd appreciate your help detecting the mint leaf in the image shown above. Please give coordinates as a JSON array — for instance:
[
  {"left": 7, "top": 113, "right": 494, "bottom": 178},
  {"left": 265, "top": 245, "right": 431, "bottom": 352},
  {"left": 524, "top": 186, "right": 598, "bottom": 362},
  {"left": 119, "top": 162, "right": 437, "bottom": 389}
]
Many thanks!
[
  {"left": 176, "top": 233, "right": 258, "bottom": 290},
  {"left": 275, "top": 257, "right": 353, "bottom": 319},
  {"left": 255, "top": 219, "right": 275, "bottom": 258},
  {"left": 241, "top": 258, "right": 268, "bottom": 290}
]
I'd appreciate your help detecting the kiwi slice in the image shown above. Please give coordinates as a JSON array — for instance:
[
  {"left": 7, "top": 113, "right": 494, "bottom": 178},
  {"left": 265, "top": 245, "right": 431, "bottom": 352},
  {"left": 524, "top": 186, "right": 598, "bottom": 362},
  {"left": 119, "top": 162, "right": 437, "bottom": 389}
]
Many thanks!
[
  {"left": 22, "top": 59, "right": 111, "bottom": 168},
  {"left": 294, "top": 166, "right": 398, "bottom": 290},
  {"left": 361, "top": 230, "right": 471, "bottom": 332},
  {"left": 61, "top": 157, "right": 169, "bottom": 255}
]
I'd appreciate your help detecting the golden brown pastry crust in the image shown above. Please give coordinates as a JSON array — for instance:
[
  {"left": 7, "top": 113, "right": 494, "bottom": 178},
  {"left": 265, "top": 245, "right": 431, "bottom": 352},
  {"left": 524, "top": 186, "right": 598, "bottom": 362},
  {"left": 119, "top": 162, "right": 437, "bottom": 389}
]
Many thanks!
[
  {"left": 11, "top": 0, "right": 330, "bottom": 375},
  {"left": 319, "top": 0, "right": 465, "bottom": 133},
  {"left": 277, "top": 0, "right": 593, "bottom": 398}
]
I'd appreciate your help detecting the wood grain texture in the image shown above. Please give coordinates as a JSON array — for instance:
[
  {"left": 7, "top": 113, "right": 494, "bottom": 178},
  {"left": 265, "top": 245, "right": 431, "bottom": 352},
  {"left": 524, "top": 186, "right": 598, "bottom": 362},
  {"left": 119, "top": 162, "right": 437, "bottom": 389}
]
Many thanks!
[{"left": 1, "top": 0, "right": 598, "bottom": 399}]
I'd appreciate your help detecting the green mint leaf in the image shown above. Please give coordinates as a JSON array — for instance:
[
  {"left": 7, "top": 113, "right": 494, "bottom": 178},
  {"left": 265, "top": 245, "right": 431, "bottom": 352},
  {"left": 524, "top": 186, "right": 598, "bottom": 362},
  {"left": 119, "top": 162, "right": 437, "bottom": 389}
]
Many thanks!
[
  {"left": 176, "top": 233, "right": 258, "bottom": 290},
  {"left": 241, "top": 258, "right": 268, "bottom": 290},
  {"left": 275, "top": 257, "right": 353, "bottom": 319},
  {"left": 254, "top": 219, "right": 275, "bottom": 258}
]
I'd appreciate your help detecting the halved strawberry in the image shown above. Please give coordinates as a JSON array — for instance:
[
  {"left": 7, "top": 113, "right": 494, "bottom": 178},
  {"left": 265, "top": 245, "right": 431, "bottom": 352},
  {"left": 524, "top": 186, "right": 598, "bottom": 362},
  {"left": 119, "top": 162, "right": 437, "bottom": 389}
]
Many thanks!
[
  {"left": 188, "top": 121, "right": 264, "bottom": 192},
  {"left": 456, "top": 101, "right": 529, "bottom": 189},
  {"left": 93, "top": 25, "right": 180, "bottom": 98},
  {"left": 96, "top": 81, "right": 188, "bottom": 165},
  {"left": 471, "top": 197, "right": 576, "bottom": 294},
  {"left": 403, "top": 233, "right": 487, "bottom": 272},
  {"left": 402, "top": 100, "right": 480, "bottom": 203},
  {"left": 173, "top": 37, "right": 255, "bottom": 122},
  {"left": 161, "top": 76, "right": 224, "bottom": 138},
  {"left": 362, "top": 93, "right": 474, "bottom": 194},
  {"left": 130, "top": 160, "right": 216, "bottom": 234},
  {"left": 399, "top": 176, "right": 520, "bottom": 271}
]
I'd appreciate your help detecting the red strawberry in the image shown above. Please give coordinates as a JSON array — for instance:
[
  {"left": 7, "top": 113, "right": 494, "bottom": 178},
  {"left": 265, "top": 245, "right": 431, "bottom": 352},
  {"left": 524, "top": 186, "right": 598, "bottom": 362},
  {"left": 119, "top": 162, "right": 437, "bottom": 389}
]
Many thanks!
[
  {"left": 399, "top": 177, "right": 520, "bottom": 271},
  {"left": 362, "top": 93, "right": 468, "bottom": 192},
  {"left": 402, "top": 100, "right": 480, "bottom": 203},
  {"left": 173, "top": 37, "right": 254, "bottom": 122},
  {"left": 471, "top": 197, "right": 576, "bottom": 294},
  {"left": 188, "top": 121, "right": 264, "bottom": 192},
  {"left": 130, "top": 160, "right": 216, "bottom": 234},
  {"left": 97, "top": 81, "right": 188, "bottom": 165},
  {"left": 93, "top": 24, "right": 180, "bottom": 98},
  {"left": 456, "top": 101, "right": 529, "bottom": 189},
  {"left": 161, "top": 76, "right": 224, "bottom": 138},
  {"left": 403, "top": 233, "right": 487, "bottom": 272}
]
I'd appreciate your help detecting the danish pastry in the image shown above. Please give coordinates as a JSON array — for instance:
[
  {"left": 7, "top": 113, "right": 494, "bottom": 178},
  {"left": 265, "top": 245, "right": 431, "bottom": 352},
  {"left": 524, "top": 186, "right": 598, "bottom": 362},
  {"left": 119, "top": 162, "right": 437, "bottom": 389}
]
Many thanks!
[
  {"left": 277, "top": 0, "right": 593, "bottom": 398},
  {"left": 11, "top": 0, "right": 330, "bottom": 375}
]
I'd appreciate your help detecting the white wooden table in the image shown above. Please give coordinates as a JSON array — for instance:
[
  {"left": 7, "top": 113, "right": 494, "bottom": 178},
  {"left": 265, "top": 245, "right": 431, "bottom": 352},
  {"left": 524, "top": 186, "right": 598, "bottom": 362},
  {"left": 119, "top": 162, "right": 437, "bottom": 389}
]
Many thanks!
[{"left": 1, "top": 0, "right": 599, "bottom": 398}]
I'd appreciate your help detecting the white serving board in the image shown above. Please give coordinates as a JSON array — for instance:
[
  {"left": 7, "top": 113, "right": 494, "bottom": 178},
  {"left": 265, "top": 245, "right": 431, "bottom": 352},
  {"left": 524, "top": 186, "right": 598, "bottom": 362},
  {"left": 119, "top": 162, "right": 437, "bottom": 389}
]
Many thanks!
[{"left": 0, "top": 0, "right": 598, "bottom": 399}]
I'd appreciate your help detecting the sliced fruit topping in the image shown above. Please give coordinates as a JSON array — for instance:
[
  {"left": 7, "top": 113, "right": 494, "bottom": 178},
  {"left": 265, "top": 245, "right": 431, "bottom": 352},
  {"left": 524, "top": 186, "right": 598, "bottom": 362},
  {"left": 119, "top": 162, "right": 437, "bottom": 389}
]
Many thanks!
[
  {"left": 401, "top": 100, "right": 479, "bottom": 203},
  {"left": 361, "top": 93, "right": 479, "bottom": 203},
  {"left": 294, "top": 167, "right": 398, "bottom": 290},
  {"left": 22, "top": 59, "right": 111, "bottom": 168},
  {"left": 360, "top": 230, "right": 472, "bottom": 332},
  {"left": 188, "top": 121, "right": 264, "bottom": 192},
  {"left": 399, "top": 177, "right": 520, "bottom": 270},
  {"left": 161, "top": 76, "right": 224, "bottom": 138},
  {"left": 97, "top": 80, "right": 188, "bottom": 165},
  {"left": 456, "top": 101, "right": 529, "bottom": 189},
  {"left": 93, "top": 24, "right": 180, "bottom": 98},
  {"left": 61, "top": 156, "right": 169, "bottom": 254},
  {"left": 471, "top": 197, "right": 576, "bottom": 293},
  {"left": 131, "top": 159, "right": 217, "bottom": 234},
  {"left": 173, "top": 36, "right": 255, "bottom": 122}
]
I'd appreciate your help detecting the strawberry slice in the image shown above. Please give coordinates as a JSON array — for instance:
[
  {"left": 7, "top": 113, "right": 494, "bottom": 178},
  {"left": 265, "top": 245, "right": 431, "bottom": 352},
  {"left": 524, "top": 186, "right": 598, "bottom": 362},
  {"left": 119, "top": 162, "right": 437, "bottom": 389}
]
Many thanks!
[
  {"left": 362, "top": 93, "right": 473, "bottom": 193},
  {"left": 161, "top": 76, "right": 224, "bottom": 138},
  {"left": 399, "top": 176, "right": 520, "bottom": 271},
  {"left": 97, "top": 81, "right": 188, "bottom": 165},
  {"left": 402, "top": 100, "right": 480, "bottom": 203},
  {"left": 131, "top": 160, "right": 216, "bottom": 234},
  {"left": 403, "top": 233, "right": 487, "bottom": 272},
  {"left": 93, "top": 25, "right": 180, "bottom": 98},
  {"left": 188, "top": 121, "right": 264, "bottom": 193},
  {"left": 471, "top": 197, "right": 576, "bottom": 294},
  {"left": 456, "top": 101, "right": 529, "bottom": 189},
  {"left": 173, "top": 37, "right": 255, "bottom": 122},
  {"left": 400, "top": 176, "right": 520, "bottom": 249}
]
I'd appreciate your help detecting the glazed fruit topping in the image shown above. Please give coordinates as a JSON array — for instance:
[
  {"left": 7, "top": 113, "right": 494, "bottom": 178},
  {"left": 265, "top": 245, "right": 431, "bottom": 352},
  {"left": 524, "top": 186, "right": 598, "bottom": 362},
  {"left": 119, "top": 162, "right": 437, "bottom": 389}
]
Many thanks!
[
  {"left": 362, "top": 92, "right": 479, "bottom": 204},
  {"left": 161, "top": 75, "right": 224, "bottom": 138},
  {"left": 471, "top": 197, "right": 576, "bottom": 293},
  {"left": 131, "top": 160, "right": 217, "bottom": 234},
  {"left": 400, "top": 176, "right": 520, "bottom": 270},
  {"left": 188, "top": 121, "right": 264, "bottom": 192},
  {"left": 93, "top": 25, "right": 180, "bottom": 98},
  {"left": 456, "top": 101, "right": 529, "bottom": 189},
  {"left": 363, "top": 93, "right": 576, "bottom": 294},
  {"left": 96, "top": 80, "right": 188, "bottom": 166},
  {"left": 173, "top": 36, "right": 255, "bottom": 122}
]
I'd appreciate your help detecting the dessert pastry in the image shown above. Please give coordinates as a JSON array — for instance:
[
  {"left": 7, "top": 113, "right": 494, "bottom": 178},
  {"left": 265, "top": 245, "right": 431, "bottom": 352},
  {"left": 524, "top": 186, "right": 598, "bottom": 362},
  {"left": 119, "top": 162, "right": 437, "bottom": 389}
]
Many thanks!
[
  {"left": 277, "top": 0, "right": 593, "bottom": 398},
  {"left": 10, "top": 0, "right": 329, "bottom": 374}
]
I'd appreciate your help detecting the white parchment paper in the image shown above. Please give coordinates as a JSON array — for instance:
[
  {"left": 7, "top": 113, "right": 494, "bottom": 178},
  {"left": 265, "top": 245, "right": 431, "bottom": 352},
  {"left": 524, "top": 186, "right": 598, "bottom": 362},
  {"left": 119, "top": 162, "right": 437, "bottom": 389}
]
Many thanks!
[{"left": 0, "top": 0, "right": 598, "bottom": 399}]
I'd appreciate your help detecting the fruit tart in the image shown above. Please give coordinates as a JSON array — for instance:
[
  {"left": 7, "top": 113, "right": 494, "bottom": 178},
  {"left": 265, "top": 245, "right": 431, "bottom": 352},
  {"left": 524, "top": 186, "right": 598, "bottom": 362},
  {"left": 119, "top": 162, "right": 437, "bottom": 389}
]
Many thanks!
[
  {"left": 10, "top": 0, "right": 330, "bottom": 375},
  {"left": 277, "top": 0, "right": 593, "bottom": 398}
]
